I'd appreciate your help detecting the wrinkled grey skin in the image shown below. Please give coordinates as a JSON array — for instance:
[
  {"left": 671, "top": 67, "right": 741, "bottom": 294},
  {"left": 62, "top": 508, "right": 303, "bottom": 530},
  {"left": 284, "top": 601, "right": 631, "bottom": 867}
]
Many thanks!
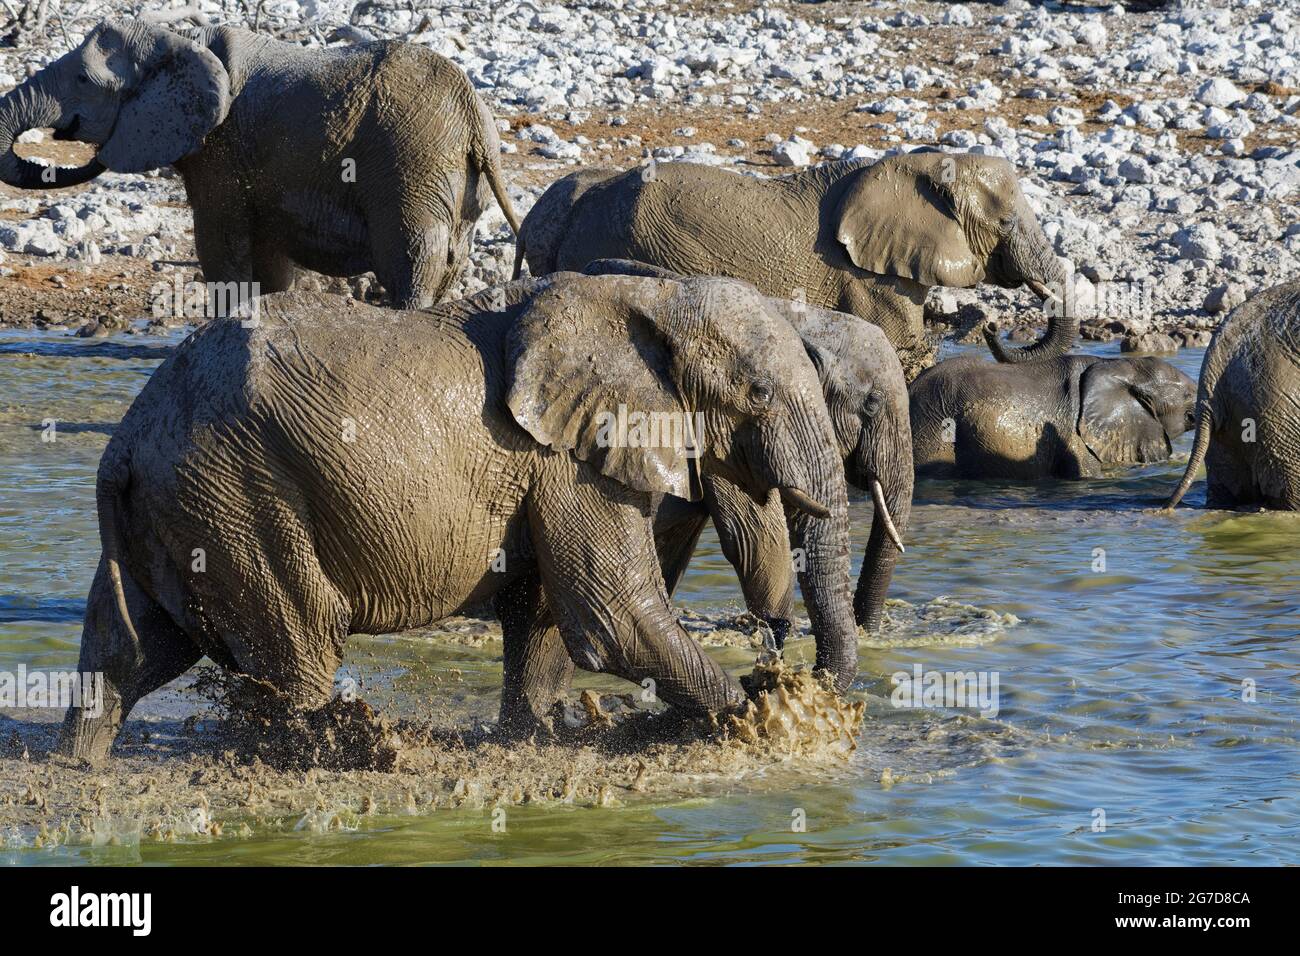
[
  {"left": 1166, "top": 280, "right": 1300, "bottom": 510},
  {"left": 0, "top": 20, "right": 519, "bottom": 308},
  {"left": 486, "top": 260, "right": 911, "bottom": 732},
  {"left": 60, "top": 274, "right": 849, "bottom": 763},
  {"left": 514, "top": 152, "right": 1071, "bottom": 379},
  {"left": 910, "top": 354, "right": 1197, "bottom": 480}
]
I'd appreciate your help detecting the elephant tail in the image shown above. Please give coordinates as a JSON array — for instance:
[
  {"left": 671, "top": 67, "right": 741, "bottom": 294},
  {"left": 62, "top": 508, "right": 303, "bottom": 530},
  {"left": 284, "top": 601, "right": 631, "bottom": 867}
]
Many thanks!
[
  {"left": 95, "top": 442, "right": 142, "bottom": 662},
  {"left": 512, "top": 231, "right": 525, "bottom": 280},
  {"left": 469, "top": 106, "right": 521, "bottom": 239},
  {"left": 1164, "top": 398, "right": 1213, "bottom": 510}
]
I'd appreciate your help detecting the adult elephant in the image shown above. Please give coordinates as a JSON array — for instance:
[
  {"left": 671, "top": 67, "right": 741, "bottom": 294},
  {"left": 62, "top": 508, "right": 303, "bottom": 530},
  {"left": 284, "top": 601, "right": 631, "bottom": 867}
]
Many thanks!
[
  {"left": 513, "top": 152, "right": 1072, "bottom": 379},
  {"left": 59, "top": 273, "right": 849, "bottom": 763},
  {"left": 910, "top": 354, "right": 1196, "bottom": 479},
  {"left": 485, "top": 260, "right": 912, "bottom": 733},
  {"left": 0, "top": 20, "right": 520, "bottom": 308},
  {"left": 1166, "top": 281, "right": 1300, "bottom": 510}
]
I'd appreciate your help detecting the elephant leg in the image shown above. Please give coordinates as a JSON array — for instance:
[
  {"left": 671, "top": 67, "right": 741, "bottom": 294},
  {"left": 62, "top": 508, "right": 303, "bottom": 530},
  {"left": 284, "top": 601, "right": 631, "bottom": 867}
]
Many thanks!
[
  {"left": 182, "top": 165, "right": 254, "bottom": 293},
  {"left": 370, "top": 213, "right": 452, "bottom": 310},
  {"left": 250, "top": 229, "right": 298, "bottom": 297},
  {"left": 652, "top": 496, "right": 709, "bottom": 596},
  {"left": 58, "top": 560, "right": 200, "bottom": 764},
  {"left": 526, "top": 467, "right": 747, "bottom": 715},
  {"left": 494, "top": 572, "right": 573, "bottom": 738},
  {"left": 188, "top": 498, "right": 350, "bottom": 715},
  {"left": 702, "top": 476, "right": 795, "bottom": 647}
]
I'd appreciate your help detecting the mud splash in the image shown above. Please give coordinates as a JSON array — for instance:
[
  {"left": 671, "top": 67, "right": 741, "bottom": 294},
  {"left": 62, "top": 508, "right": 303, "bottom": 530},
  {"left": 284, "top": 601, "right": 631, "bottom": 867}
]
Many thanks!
[{"left": 0, "top": 657, "right": 865, "bottom": 849}]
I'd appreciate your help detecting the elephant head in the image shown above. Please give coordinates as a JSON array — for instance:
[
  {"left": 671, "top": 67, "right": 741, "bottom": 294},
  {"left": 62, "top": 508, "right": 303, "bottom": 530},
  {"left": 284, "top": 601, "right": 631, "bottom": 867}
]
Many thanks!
[
  {"left": 507, "top": 273, "right": 851, "bottom": 690},
  {"left": 577, "top": 259, "right": 905, "bottom": 691},
  {"left": 0, "top": 20, "right": 229, "bottom": 189},
  {"left": 1078, "top": 357, "right": 1197, "bottom": 465},
  {"left": 781, "top": 307, "right": 912, "bottom": 647},
  {"left": 834, "top": 151, "right": 1073, "bottom": 363}
]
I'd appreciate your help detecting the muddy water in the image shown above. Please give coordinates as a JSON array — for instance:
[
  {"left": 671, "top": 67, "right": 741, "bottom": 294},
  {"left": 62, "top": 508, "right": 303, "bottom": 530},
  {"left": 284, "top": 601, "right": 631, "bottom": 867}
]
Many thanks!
[{"left": 0, "top": 328, "right": 1296, "bottom": 865}]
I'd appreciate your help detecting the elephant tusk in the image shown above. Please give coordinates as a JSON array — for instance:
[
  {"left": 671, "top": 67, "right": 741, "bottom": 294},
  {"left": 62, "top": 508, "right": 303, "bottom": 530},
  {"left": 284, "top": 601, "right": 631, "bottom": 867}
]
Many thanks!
[
  {"left": 871, "top": 479, "right": 905, "bottom": 553},
  {"left": 779, "top": 486, "right": 831, "bottom": 519},
  {"left": 1026, "top": 277, "right": 1062, "bottom": 303}
]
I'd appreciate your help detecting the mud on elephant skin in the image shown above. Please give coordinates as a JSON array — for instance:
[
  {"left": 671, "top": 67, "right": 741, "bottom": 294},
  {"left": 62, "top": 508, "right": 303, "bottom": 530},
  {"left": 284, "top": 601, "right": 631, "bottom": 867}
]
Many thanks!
[
  {"left": 514, "top": 151, "right": 1073, "bottom": 379},
  {"left": 0, "top": 19, "right": 520, "bottom": 308},
  {"left": 486, "top": 260, "right": 912, "bottom": 735},
  {"left": 910, "top": 353, "right": 1196, "bottom": 480},
  {"left": 60, "top": 273, "right": 850, "bottom": 763},
  {"left": 1166, "top": 280, "right": 1300, "bottom": 510}
]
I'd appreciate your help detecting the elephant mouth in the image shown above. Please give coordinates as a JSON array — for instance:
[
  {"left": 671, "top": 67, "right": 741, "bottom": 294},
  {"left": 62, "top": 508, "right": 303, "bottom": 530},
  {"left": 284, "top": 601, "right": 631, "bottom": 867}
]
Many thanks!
[{"left": 53, "top": 116, "right": 81, "bottom": 141}]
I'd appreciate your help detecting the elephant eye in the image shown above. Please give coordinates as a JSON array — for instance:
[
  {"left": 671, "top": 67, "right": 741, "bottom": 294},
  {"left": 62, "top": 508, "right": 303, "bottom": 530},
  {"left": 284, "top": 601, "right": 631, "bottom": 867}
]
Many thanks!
[
  {"left": 77, "top": 72, "right": 90, "bottom": 85},
  {"left": 750, "top": 381, "right": 774, "bottom": 408},
  {"left": 863, "top": 390, "right": 883, "bottom": 418}
]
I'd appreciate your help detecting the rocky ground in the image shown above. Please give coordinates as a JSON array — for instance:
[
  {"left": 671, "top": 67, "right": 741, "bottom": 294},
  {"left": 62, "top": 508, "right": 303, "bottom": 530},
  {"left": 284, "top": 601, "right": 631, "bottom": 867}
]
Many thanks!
[{"left": 1, "top": 0, "right": 1298, "bottom": 351}]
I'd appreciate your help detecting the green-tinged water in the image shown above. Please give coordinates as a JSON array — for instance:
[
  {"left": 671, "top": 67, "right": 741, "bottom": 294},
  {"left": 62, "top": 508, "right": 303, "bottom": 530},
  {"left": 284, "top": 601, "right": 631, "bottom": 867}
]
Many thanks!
[{"left": 0, "top": 328, "right": 1296, "bottom": 865}]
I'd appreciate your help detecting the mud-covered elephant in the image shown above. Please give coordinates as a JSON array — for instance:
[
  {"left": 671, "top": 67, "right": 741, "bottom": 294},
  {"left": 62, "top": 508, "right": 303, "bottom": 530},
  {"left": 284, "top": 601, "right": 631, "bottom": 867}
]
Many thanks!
[
  {"left": 910, "top": 353, "right": 1196, "bottom": 480},
  {"left": 481, "top": 260, "right": 912, "bottom": 733},
  {"left": 0, "top": 20, "right": 519, "bottom": 308},
  {"left": 1166, "top": 280, "right": 1300, "bottom": 510},
  {"left": 60, "top": 273, "right": 850, "bottom": 762},
  {"left": 513, "top": 151, "right": 1071, "bottom": 379}
]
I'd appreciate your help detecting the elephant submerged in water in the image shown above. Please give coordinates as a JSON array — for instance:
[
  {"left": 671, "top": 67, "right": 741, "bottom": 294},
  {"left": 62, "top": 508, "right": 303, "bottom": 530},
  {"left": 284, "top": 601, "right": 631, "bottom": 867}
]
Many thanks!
[
  {"left": 909, "top": 353, "right": 1197, "bottom": 480},
  {"left": 1166, "top": 280, "right": 1300, "bottom": 510},
  {"left": 0, "top": 20, "right": 519, "bottom": 308},
  {"left": 514, "top": 151, "right": 1073, "bottom": 379},
  {"left": 60, "top": 273, "right": 851, "bottom": 763},
  {"left": 489, "top": 260, "right": 913, "bottom": 733}
]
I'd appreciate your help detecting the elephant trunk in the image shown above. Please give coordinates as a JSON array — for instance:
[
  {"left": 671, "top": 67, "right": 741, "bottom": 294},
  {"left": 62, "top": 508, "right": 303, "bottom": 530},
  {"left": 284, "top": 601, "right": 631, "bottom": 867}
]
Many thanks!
[
  {"left": 853, "top": 470, "right": 912, "bottom": 633},
  {"left": 0, "top": 75, "right": 104, "bottom": 190},
  {"left": 984, "top": 226, "right": 1076, "bottom": 364},
  {"left": 777, "top": 413, "right": 858, "bottom": 693},
  {"left": 1164, "top": 400, "right": 1212, "bottom": 509}
]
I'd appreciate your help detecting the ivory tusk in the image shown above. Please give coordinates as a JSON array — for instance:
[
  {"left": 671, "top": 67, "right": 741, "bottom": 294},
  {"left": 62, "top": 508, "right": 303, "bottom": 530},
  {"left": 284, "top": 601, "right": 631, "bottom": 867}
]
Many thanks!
[{"left": 871, "top": 479, "right": 905, "bottom": 553}]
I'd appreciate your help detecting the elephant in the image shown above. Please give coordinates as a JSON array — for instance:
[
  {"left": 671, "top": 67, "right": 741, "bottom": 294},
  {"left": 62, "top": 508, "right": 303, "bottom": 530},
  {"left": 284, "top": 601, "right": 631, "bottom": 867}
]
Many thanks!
[
  {"left": 909, "top": 353, "right": 1197, "bottom": 480},
  {"left": 1166, "top": 280, "right": 1300, "bottom": 510},
  {"left": 0, "top": 20, "right": 520, "bottom": 308},
  {"left": 59, "top": 272, "right": 850, "bottom": 763},
  {"left": 485, "top": 259, "right": 912, "bottom": 733},
  {"left": 512, "top": 151, "right": 1072, "bottom": 379}
]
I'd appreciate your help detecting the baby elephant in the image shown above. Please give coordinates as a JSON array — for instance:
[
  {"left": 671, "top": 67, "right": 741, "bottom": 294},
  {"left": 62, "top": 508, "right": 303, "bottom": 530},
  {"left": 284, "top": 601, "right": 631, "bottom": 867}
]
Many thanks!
[
  {"left": 1167, "top": 280, "right": 1300, "bottom": 510},
  {"left": 0, "top": 20, "right": 519, "bottom": 308},
  {"left": 60, "top": 274, "right": 849, "bottom": 762},
  {"left": 910, "top": 354, "right": 1197, "bottom": 480}
]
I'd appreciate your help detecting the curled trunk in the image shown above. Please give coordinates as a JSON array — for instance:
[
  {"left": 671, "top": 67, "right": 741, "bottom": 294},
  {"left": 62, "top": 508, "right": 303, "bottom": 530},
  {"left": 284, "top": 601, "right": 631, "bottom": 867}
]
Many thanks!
[
  {"left": 0, "top": 77, "right": 103, "bottom": 190},
  {"left": 985, "top": 232, "right": 1076, "bottom": 364}
]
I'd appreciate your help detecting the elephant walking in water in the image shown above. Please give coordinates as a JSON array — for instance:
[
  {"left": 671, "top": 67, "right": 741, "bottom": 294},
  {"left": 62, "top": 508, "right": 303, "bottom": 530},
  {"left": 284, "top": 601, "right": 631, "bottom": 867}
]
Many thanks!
[
  {"left": 60, "top": 274, "right": 851, "bottom": 762},
  {"left": 0, "top": 20, "right": 520, "bottom": 308},
  {"left": 489, "top": 260, "right": 913, "bottom": 734},
  {"left": 910, "top": 354, "right": 1197, "bottom": 480},
  {"left": 1166, "top": 280, "right": 1300, "bottom": 510},
  {"left": 514, "top": 152, "right": 1072, "bottom": 379}
]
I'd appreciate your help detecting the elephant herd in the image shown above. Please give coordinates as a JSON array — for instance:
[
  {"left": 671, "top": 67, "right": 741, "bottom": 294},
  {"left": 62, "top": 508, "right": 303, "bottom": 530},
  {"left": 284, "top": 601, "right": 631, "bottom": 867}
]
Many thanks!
[{"left": 2, "top": 22, "right": 1294, "bottom": 763}]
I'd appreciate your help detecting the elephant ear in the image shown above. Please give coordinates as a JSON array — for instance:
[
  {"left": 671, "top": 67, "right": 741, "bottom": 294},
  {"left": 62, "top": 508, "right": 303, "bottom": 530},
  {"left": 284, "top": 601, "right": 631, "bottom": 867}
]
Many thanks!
[
  {"left": 506, "top": 275, "right": 703, "bottom": 500},
  {"left": 834, "top": 154, "right": 984, "bottom": 288},
  {"left": 1078, "top": 361, "right": 1172, "bottom": 465},
  {"left": 98, "top": 32, "right": 230, "bottom": 173}
]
